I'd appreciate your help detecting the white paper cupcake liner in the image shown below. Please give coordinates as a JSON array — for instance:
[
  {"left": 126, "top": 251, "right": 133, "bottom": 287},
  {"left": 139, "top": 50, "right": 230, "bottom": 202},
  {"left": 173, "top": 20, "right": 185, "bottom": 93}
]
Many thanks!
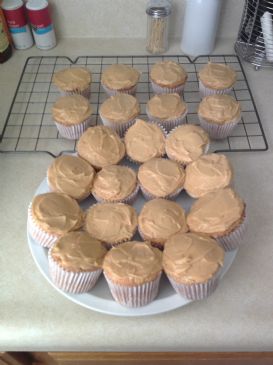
[
  {"left": 102, "top": 83, "right": 137, "bottom": 96},
  {"left": 199, "top": 80, "right": 233, "bottom": 98},
  {"left": 167, "top": 273, "right": 220, "bottom": 301},
  {"left": 46, "top": 176, "right": 91, "bottom": 202},
  {"left": 150, "top": 81, "right": 185, "bottom": 95},
  {"left": 99, "top": 114, "right": 137, "bottom": 137},
  {"left": 104, "top": 272, "right": 162, "bottom": 307},
  {"left": 146, "top": 108, "right": 187, "bottom": 132},
  {"left": 216, "top": 212, "right": 248, "bottom": 251},
  {"left": 165, "top": 125, "right": 210, "bottom": 166},
  {"left": 125, "top": 123, "right": 167, "bottom": 165},
  {"left": 58, "top": 86, "right": 91, "bottom": 100},
  {"left": 27, "top": 204, "right": 59, "bottom": 248},
  {"left": 55, "top": 116, "right": 94, "bottom": 140},
  {"left": 48, "top": 249, "right": 102, "bottom": 293},
  {"left": 198, "top": 115, "right": 240, "bottom": 140},
  {"left": 139, "top": 183, "right": 184, "bottom": 201},
  {"left": 92, "top": 183, "right": 140, "bottom": 205}
]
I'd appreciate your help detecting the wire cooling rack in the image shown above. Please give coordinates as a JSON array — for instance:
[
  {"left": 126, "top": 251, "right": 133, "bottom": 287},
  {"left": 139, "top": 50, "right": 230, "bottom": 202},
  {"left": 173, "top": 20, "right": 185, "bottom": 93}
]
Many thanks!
[{"left": 0, "top": 54, "right": 268, "bottom": 157}]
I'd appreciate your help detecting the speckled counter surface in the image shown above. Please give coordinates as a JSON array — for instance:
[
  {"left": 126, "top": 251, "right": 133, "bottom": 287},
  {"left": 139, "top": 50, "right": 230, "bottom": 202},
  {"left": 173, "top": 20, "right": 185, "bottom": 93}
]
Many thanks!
[{"left": 1, "top": 38, "right": 273, "bottom": 351}]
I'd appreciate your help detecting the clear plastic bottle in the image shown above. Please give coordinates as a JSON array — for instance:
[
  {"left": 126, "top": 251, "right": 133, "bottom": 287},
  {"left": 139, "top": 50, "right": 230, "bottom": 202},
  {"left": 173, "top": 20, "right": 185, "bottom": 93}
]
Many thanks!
[{"left": 146, "top": 0, "right": 172, "bottom": 54}]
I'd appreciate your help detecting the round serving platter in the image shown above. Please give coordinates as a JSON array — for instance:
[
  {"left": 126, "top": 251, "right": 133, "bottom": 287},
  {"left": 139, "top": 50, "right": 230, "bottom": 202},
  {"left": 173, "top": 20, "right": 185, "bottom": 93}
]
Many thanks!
[{"left": 27, "top": 159, "right": 237, "bottom": 317}]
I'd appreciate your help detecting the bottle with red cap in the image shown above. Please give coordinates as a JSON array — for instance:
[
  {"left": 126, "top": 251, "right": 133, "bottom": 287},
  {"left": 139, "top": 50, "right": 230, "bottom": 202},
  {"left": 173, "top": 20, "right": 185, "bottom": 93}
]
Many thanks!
[
  {"left": 2, "top": 0, "right": 33, "bottom": 50},
  {"left": 26, "top": 0, "right": 56, "bottom": 50}
]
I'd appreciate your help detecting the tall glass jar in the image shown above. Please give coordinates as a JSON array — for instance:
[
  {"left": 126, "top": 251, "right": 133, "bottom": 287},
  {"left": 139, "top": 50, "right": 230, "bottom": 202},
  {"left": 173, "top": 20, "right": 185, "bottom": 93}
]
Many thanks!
[{"left": 146, "top": 0, "right": 172, "bottom": 54}]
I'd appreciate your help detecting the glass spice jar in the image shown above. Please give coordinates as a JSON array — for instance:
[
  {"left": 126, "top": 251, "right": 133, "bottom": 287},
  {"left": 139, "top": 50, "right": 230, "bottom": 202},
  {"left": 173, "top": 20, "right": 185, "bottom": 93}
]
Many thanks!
[{"left": 146, "top": 0, "right": 172, "bottom": 54}]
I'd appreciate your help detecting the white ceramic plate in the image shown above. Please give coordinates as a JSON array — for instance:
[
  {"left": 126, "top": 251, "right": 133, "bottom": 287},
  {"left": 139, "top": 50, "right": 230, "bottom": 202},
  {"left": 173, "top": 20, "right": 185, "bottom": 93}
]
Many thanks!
[{"left": 27, "top": 163, "right": 237, "bottom": 317}]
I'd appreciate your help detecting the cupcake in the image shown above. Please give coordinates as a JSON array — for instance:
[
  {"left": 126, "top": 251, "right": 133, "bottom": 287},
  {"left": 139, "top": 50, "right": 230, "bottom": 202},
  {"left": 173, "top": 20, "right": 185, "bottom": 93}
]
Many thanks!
[
  {"left": 47, "top": 155, "right": 95, "bottom": 201},
  {"left": 165, "top": 124, "right": 210, "bottom": 165},
  {"left": 52, "top": 95, "right": 93, "bottom": 140},
  {"left": 48, "top": 231, "right": 107, "bottom": 294},
  {"left": 85, "top": 203, "right": 138, "bottom": 248},
  {"left": 27, "top": 192, "right": 84, "bottom": 248},
  {"left": 103, "top": 241, "right": 162, "bottom": 307},
  {"left": 99, "top": 94, "right": 140, "bottom": 136},
  {"left": 187, "top": 187, "right": 247, "bottom": 251},
  {"left": 52, "top": 67, "right": 91, "bottom": 98},
  {"left": 92, "top": 165, "right": 139, "bottom": 204},
  {"left": 150, "top": 61, "right": 187, "bottom": 94},
  {"left": 198, "top": 63, "right": 236, "bottom": 98},
  {"left": 163, "top": 232, "right": 225, "bottom": 300},
  {"left": 124, "top": 119, "right": 166, "bottom": 164},
  {"left": 138, "top": 199, "right": 188, "bottom": 249},
  {"left": 146, "top": 93, "right": 188, "bottom": 131},
  {"left": 184, "top": 154, "right": 233, "bottom": 198},
  {"left": 101, "top": 64, "right": 140, "bottom": 96},
  {"left": 197, "top": 94, "right": 241, "bottom": 139},
  {"left": 138, "top": 158, "right": 185, "bottom": 200},
  {"left": 77, "top": 126, "right": 125, "bottom": 169}
]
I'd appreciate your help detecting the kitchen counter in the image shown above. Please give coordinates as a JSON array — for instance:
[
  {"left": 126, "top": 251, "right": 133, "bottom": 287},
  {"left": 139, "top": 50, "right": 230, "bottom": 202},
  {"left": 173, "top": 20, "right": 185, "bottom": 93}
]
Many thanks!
[{"left": 1, "top": 38, "right": 273, "bottom": 352}]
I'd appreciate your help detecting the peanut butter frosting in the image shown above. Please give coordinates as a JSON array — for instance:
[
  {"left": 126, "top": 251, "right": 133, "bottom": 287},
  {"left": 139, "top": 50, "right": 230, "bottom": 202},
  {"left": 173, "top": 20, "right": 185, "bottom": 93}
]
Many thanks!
[
  {"left": 77, "top": 126, "right": 125, "bottom": 169},
  {"left": 198, "top": 95, "right": 241, "bottom": 125},
  {"left": 92, "top": 165, "right": 137, "bottom": 201},
  {"left": 138, "top": 199, "right": 188, "bottom": 244},
  {"left": 103, "top": 241, "right": 162, "bottom": 285},
  {"left": 85, "top": 203, "right": 138, "bottom": 244},
  {"left": 163, "top": 232, "right": 224, "bottom": 284},
  {"left": 147, "top": 93, "right": 187, "bottom": 120},
  {"left": 138, "top": 158, "right": 185, "bottom": 197},
  {"left": 47, "top": 155, "right": 95, "bottom": 200},
  {"left": 99, "top": 94, "right": 140, "bottom": 123},
  {"left": 52, "top": 95, "right": 92, "bottom": 125},
  {"left": 50, "top": 232, "right": 107, "bottom": 272},
  {"left": 31, "top": 192, "right": 84, "bottom": 235},
  {"left": 125, "top": 119, "right": 165, "bottom": 163},
  {"left": 166, "top": 124, "right": 209, "bottom": 164},
  {"left": 150, "top": 61, "right": 187, "bottom": 87},
  {"left": 187, "top": 187, "right": 245, "bottom": 236},
  {"left": 53, "top": 67, "right": 91, "bottom": 91},
  {"left": 184, "top": 154, "right": 233, "bottom": 198},
  {"left": 198, "top": 63, "right": 236, "bottom": 89},
  {"left": 101, "top": 64, "right": 140, "bottom": 90}
]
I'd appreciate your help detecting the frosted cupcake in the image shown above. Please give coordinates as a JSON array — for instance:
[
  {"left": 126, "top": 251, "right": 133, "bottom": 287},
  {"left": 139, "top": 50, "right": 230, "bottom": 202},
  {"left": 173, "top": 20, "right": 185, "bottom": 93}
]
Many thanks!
[
  {"left": 103, "top": 241, "right": 162, "bottom": 307},
  {"left": 48, "top": 231, "right": 107, "bottom": 294},
  {"left": 27, "top": 192, "right": 84, "bottom": 248},
  {"left": 138, "top": 158, "right": 185, "bottom": 200},
  {"left": 124, "top": 119, "right": 166, "bottom": 164},
  {"left": 99, "top": 94, "right": 140, "bottom": 136},
  {"left": 198, "top": 94, "right": 241, "bottom": 139},
  {"left": 92, "top": 165, "right": 139, "bottom": 204},
  {"left": 166, "top": 124, "right": 210, "bottom": 165},
  {"left": 138, "top": 199, "right": 188, "bottom": 249},
  {"left": 163, "top": 232, "right": 224, "bottom": 300},
  {"left": 187, "top": 187, "right": 247, "bottom": 251},
  {"left": 47, "top": 155, "right": 95, "bottom": 201},
  {"left": 184, "top": 154, "right": 233, "bottom": 198},
  {"left": 101, "top": 64, "right": 140, "bottom": 96},
  {"left": 85, "top": 203, "right": 138, "bottom": 248},
  {"left": 52, "top": 67, "right": 91, "bottom": 99},
  {"left": 198, "top": 63, "right": 236, "bottom": 98},
  {"left": 146, "top": 93, "right": 188, "bottom": 131},
  {"left": 77, "top": 126, "right": 125, "bottom": 169},
  {"left": 52, "top": 95, "right": 93, "bottom": 140},
  {"left": 150, "top": 61, "right": 188, "bottom": 94}
]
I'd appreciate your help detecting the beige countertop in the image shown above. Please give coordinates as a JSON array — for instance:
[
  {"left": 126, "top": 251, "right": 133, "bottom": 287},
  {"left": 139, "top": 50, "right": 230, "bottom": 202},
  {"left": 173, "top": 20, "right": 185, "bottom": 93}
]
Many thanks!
[{"left": 1, "top": 38, "right": 273, "bottom": 352}]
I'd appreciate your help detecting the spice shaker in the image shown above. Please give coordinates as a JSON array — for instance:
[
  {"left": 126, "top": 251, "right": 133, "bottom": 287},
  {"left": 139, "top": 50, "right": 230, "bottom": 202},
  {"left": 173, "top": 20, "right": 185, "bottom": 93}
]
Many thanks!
[
  {"left": 146, "top": 0, "right": 172, "bottom": 54},
  {"left": 26, "top": 0, "right": 56, "bottom": 50},
  {"left": 2, "top": 0, "right": 33, "bottom": 50}
]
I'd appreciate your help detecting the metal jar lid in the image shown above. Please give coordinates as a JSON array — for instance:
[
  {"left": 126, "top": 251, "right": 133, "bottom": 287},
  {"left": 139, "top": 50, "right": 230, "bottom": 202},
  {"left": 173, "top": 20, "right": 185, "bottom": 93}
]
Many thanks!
[{"left": 146, "top": 0, "right": 172, "bottom": 18}]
